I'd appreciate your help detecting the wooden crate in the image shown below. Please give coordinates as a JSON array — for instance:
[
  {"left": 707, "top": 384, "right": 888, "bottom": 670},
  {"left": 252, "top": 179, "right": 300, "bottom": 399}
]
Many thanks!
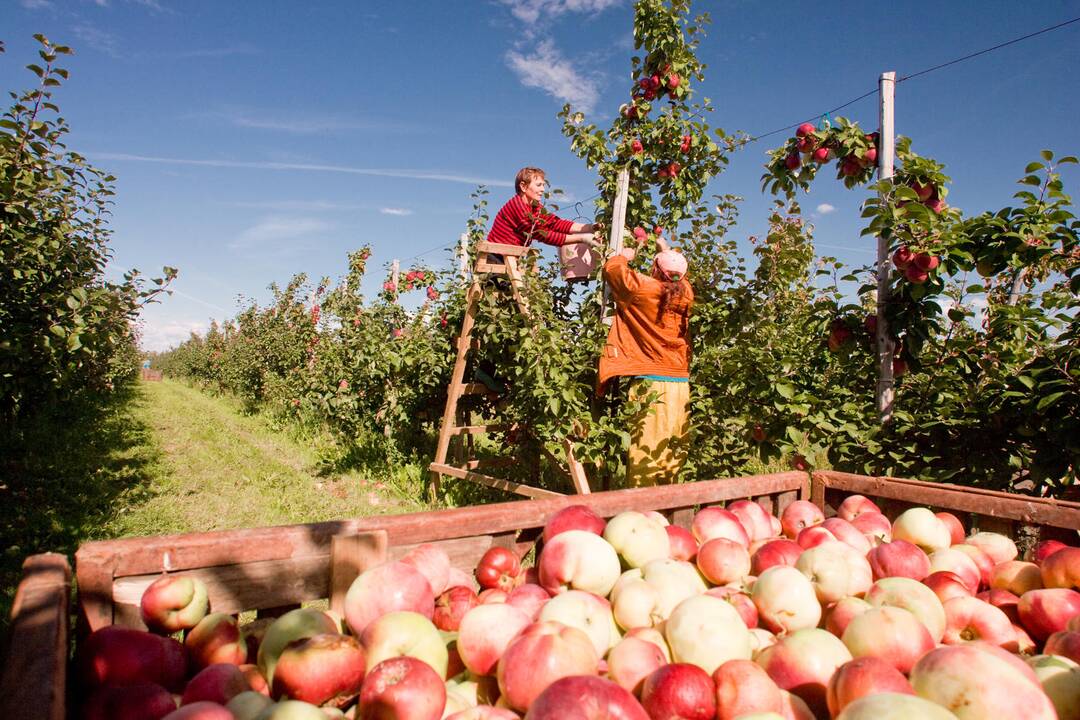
[{"left": 4, "top": 470, "right": 1080, "bottom": 720}]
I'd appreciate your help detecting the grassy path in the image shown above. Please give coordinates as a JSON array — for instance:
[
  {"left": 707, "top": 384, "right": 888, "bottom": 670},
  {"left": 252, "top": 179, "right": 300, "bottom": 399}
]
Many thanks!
[
  {"left": 1, "top": 379, "right": 426, "bottom": 628},
  {"left": 109, "top": 379, "right": 425, "bottom": 537}
]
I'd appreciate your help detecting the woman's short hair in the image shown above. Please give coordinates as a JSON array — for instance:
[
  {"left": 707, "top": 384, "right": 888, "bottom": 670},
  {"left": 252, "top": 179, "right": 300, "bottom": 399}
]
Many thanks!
[{"left": 515, "top": 167, "right": 546, "bottom": 194}]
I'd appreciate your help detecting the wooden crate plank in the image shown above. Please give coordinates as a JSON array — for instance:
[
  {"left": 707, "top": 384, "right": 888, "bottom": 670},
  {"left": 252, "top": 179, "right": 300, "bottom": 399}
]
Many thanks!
[
  {"left": 431, "top": 463, "right": 563, "bottom": 500},
  {"left": 0, "top": 553, "right": 70, "bottom": 720},
  {"left": 108, "top": 535, "right": 499, "bottom": 625},
  {"left": 75, "top": 548, "right": 119, "bottom": 635},
  {"left": 76, "top": 473, "right": 807, "bottom": 583},
  {"left": 814, "top": 470, "right": 1080, "bottom": 529},
  {"left": 330, "top": 531, "right": 388, "bottom": 617}
]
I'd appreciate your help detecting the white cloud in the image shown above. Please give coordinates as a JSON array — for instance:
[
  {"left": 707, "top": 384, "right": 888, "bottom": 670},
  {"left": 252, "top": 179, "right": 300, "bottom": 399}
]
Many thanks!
[
  {"left": 20, "top": 0, "right": 52, "bottom": 8},
  {"left": 89, "top": 152, "right": 514, "bottom": 188},
  {"left": 380, "top": 207, "right": 413, "bottom": 216},
  {"left": 816, "top": 203, "right": 836, "bottom": 215},
  {"left": 501, "top": 0, "right": 621, "bottom": 25},
  {"left": 231, "top": 216, "right": 333, "bottom": 251},
  {"left": 223, "top": 199, "right": 365, "bottom": 211},
  {"left": 71, "top": 23, "right": 122, "bottom": 57},
  {"left": 138, "top": 318, "right": 211, "bottom": 352},
  {"left": 506, "top": 40, "right": 599, "bottom": 113},
  {"left": 215, "top": 108, "right": 418, "bottom": 135}
]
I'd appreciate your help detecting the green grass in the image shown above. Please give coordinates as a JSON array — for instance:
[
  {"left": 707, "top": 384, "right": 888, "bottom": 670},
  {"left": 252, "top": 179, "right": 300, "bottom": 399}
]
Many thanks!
[{"left": 0, "top": 378, "right": 429, "bottom": 633}]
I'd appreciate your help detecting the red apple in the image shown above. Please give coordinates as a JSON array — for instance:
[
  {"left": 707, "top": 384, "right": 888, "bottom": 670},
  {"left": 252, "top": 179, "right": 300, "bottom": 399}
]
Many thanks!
[
  {"left": 457, "top": 603, "right": 531, "bottom": 676},
  {"left": 543, "top": 505, "right": 606, "bottom": 543},
  {"left": 904, "top": 264, "right": 929, "bottom": 284},
  {"left": 976, "top": 588, "right": 1021, "bottom": 624},
  {"left": 812, "top": 147, "right": 830, "bottom": 164},
  {"left": 821, "top": 517, "right": 871, "bottom": 555},
  {"left": 705, "top": 586, "right": 758, "bottom": 629},
  {"left": 140, "top": 574, "right": 210, "bottom": 634},
  {"left": 631, "top": 139, "right": 644, "bottom": 154},
  {"left": 238, "top": 664, "right": 269, "bottom": 696},
  {"left": 344, "top": 561, "right": 435, "bottom": 637},
  {"left": 927, "top": 548, "right": 981, "bottom": 592},
  {"left": 607, "top": 635, "right": 668, "bottom": 696},
  {"left": 868, "top": 540, "right": 930, "bottom": 581},
  {"left": 1045, "top": 630, "right": 1080, "bottom": 664},
  {"left": 357, "top": 656, "right": 446, "bottom": 720},
  {"left": 713, "top": 659, "right": 783, "bottom": 720},
  {"left": 82, "top": 683, "right": 176, "bottom": 720},
  {"left": 837, "top": 495, "right": 881, "bottom": 523},
  {"left": 891, "top": 246, "right": 914, "bottom": 270},
  {"left": 727, "top": 500, "right": 775, "bottom": 543},
  {"left": 840, "top": 606, "right": 934, "bottom": 674},
  {"left": 476, "top": 547, "right": 524, "bottom": 592},
  {"left": 780, "top": 501, "right": 824, "bottom": 539},
  {"left": 924, "top": 571, "right": 974, "bottom": 604},
  {"left": 665, "top": 525, "right": 698, "bottom": 562},
  {"left": 910, "top": 643, "right": 1057, "bottom": 720},
  {"left": 1018, "top": 588, "right": 1080, "bottom": 641},
  {"left": 863, "top": 147, "right": 877, "bottom": 164},
  {"left": 784, "top": 153, "right": 801, "bottom": 171},
  {"left": 751, "top": 538, "right": 803, "bottom": 576},
  {"left": 667, "top": 74, "right": 681, "bottom": 90},
  {"left": 825, "top": 597, "right": 871, "bottom": 638},
  {"left": 1029, "top": 540, "right": 1069, "bottom": 566},
  {"left": 752, "top": 566, "right": 822, "bottom": 634},
  {"left": 640, "top": 663, "right": 716, "bottom": 720},
  {"left": 401, "top": 544, "right": 452, "bottom": 597},
  {"left": 841, "top": 157, "right": 861, "bottom": 177},
  {"left": 756, "top": 628, "right": 853, "bottom": 718},
  {"left": 952, "top": 543, "right": 995, "bottom": 589},
  {"left": 692, "top": 506, "right": 750, "bottom": 547},
  {"left": 526, "top": 675, "right": 650, "bottom": 720},
  {"left": 181, "top": 663, "right": 250, "bottom": 706},
  {"left": 926, "top": 199, "right": 946, "bottom": 214},
  {"left": 989, "top": 560, "right": 1043, "bottom": 595},
  {"left": 941, "top": 596, "right": 1016, "bottom": 648},
  {"left": 506, "top": 583, "right": 551, "bottom": 621},
  {"left": 826, "top": 656, "right": 914, "bottom": 717},
  {"left": 967, "top": 531, "right": 1019, "bottom": 565},
  {"left": 184, "top": 613, "right": 246, "bottom": 669},
  {"left": 445, "top": 708, "right": 520, "bottom": 720},
  {"left": 1042, "top": 547, "right": 1080, "bottom": 589},
  {"left": 795, "top": 123, "right": 815, "bottom": 138},
  {"left": 434, "top": 586, "right": 480, "bottom": 631},
  {"left": 851, "top": 512, "right": 892, "bottom": 545},
  {"left": 78, "top": 625, "right": 187, "bottom": 692},
  {"left": 272, "top": 634, "right": 366, "bottom": 708},
  {"left": 865, "top": 576, "right": 947, "bottom": 643},
  {"left": 539, "top": 529, "right": 621, "bottom": 596},
  {"left": 632, "top": 227, "right": 648, "bottom": 241},
  {"left": 934, "top": 512, "right": 965, "bottom": 544},
  {"left": 796, "top": 525, "right": 836, "bottom": 550},
  {"left": 696, "top": 538, "right": 751, "bottom": 586},
  {"left": 911, "top": 181, "right": 934, "bottom": 201},
  {"left": 914, "top": 253, "right": 941, "bottom": 273},
  {"left": 497, "top": 621, "right": 599, "bottom": 712}
]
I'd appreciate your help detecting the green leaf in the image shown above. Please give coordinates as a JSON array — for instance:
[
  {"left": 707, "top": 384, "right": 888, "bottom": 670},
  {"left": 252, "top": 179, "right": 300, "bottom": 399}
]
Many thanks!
[
  {"left": 776, "top": 383, "right": 795, "bottom": 399},
  {"left": 1036, "top": 392, "right": 1064, "bottom": 412}
]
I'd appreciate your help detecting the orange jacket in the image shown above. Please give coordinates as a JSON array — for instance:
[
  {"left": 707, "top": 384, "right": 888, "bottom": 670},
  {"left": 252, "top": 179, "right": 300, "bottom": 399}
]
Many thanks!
[{"left": 598, "top": 255, "right": 693, "bottom": 393}]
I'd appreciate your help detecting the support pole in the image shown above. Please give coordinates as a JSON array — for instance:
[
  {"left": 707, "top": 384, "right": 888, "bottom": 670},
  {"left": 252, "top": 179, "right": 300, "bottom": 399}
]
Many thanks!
[
  {"left": 875, "top": 71, "right": 896, "bottom": 424},
  {"left": 602, "top": 168, "right": 631, "bottom": 324},
  {"left": 458, "top": 233, "right": 469, "bottom": 282},
  {"left": 391, "top": 259, "right": 400, "bottom": 292}
]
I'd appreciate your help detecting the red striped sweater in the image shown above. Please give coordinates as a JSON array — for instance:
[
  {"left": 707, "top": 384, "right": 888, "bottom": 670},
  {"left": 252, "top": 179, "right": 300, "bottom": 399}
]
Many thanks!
[{"left": 486, "top": 194, "right": 575, "bottom": 247}]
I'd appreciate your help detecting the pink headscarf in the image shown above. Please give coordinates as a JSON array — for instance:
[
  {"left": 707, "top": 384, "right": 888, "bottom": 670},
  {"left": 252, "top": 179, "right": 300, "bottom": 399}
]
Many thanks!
[{"left": 654, "top": 250, "right": 688, "bottom": 281}]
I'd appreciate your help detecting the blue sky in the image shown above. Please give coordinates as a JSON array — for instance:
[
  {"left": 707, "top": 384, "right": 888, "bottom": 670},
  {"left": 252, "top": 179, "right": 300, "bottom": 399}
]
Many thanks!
[{"left": 4, "top": 0, "right": 1078, "bottom": 350}]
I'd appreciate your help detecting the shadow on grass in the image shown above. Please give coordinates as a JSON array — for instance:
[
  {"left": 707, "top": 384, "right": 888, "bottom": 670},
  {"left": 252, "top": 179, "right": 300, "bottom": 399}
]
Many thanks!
[{"left": 0, "top": 383, "right": 163, "bottom": 635}]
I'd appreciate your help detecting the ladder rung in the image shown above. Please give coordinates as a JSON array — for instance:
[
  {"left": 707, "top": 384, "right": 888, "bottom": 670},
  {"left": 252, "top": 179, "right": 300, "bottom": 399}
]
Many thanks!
[{"left": 450, "top": 424, "right": 508, "bottom": 436}]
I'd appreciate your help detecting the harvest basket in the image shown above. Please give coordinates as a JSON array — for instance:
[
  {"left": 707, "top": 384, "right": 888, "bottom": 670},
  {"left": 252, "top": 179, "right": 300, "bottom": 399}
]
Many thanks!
[{"left": 4, "top": 470, "right": 1079, "bottom": 720}]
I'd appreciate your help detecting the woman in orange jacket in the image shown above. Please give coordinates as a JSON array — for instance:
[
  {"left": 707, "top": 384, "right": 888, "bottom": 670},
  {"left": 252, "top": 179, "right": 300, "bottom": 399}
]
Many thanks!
[{"left": 599, "top": 234, "right": 693, "bottom": 487}]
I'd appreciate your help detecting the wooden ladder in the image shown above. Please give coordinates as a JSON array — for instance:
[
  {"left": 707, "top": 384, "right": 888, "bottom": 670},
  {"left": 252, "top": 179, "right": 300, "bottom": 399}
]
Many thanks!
[{"left": 428, "top": 241, "right": 590, "bottom": 499}]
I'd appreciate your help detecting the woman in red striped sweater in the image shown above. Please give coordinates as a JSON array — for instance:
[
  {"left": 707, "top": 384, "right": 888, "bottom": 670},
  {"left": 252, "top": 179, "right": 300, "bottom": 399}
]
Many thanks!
[{"left": 487, "top": 167, "right": 599, "bottom": 248}]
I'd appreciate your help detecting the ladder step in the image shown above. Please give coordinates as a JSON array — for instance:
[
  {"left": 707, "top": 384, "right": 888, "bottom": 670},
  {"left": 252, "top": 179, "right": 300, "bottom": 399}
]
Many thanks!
[{"left": 450, "top": 424, "right": 508, "bottom": 436}]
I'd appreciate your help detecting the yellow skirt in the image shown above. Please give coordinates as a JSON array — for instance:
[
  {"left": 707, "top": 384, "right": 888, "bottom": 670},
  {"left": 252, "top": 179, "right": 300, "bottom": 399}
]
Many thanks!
[{"left": 626, "top": 378, "right": 691, "bottom": 488}]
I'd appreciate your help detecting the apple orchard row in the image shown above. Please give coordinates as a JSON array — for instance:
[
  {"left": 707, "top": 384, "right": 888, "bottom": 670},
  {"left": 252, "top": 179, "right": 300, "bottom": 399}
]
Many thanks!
[{"left": 76, "top": 496, "right": 1080, "bottom": 719}]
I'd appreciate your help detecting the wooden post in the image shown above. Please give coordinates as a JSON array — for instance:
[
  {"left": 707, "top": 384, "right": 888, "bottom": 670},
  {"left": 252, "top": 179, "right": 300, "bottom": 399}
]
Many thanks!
[
  {"left": 458, "top": 233, "right": 469, "bottom": 282},
  {"left": 391, "top": 259, "right": 400, "bottom": 294},
  {"left": 876, "top": 71, "right": 897, "bottom": 424},
  {"left": 602, "top": 168, "right": 631, "bottom": 324}
]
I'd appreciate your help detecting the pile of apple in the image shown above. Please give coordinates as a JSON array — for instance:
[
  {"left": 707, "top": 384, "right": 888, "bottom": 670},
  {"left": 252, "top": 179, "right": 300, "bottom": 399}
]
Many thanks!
[
  {"left": 76, "top": 497, "right": 1080, "bottom": 720},
  {"left": 782, "top": 124, "right": 878, "bottom": 187},
  {"left": 891, "top": 244, "right": 941, "bottom": 286}
]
